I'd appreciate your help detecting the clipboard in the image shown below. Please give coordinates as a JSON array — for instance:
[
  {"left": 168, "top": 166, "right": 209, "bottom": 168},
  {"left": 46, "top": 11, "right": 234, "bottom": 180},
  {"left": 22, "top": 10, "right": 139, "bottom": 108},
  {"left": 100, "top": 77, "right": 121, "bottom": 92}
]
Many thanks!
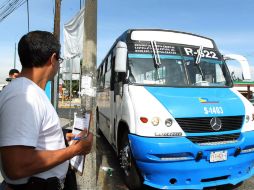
[{"left": 70, "top": 111, "right": 91, "bottom": 175}]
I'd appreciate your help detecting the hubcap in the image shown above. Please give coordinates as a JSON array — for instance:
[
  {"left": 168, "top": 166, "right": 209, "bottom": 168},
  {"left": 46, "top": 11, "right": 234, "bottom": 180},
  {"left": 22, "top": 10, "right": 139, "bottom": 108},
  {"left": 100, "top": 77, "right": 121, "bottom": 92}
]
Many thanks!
[{"left": 120, "top": 144, "right": 131, "bottom": 176}]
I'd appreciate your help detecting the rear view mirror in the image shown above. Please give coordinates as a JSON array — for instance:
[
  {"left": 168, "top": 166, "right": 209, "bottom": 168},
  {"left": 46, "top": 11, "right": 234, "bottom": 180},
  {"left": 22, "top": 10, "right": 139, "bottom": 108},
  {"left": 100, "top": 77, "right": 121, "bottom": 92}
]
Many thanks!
[
  {"left": 115, "top": 41, "right": 127, "bottom": 72},
  {"left": 224, "top": 54, "right": 251, "bottom": 80}
]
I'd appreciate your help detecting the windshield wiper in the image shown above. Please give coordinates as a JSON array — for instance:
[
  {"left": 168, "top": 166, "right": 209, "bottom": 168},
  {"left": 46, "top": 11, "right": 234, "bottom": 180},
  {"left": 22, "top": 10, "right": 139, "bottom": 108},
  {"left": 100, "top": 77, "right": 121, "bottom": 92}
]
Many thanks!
[
  {"left": 195, "top": 46, "right": 205, "bottom": 80},
  {"left": 195, "top": 45, "right": 203, "bottom": 64},
  {"left": 151, "top": 40, "right": 161, "bottom": 67},
  {"left": 151, "top": 40, "right": 162, "bottom": 82}
]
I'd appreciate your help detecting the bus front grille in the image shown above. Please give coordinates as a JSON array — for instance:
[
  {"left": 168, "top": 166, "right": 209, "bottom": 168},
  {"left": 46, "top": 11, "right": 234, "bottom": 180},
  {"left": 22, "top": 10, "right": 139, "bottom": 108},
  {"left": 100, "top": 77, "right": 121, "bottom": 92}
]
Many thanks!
[
  {"left": 186, "top": 133, "right": 240, "bottom": 144},
  {"left": 176, "top": 116, "right": 243, "bottom": 133}
]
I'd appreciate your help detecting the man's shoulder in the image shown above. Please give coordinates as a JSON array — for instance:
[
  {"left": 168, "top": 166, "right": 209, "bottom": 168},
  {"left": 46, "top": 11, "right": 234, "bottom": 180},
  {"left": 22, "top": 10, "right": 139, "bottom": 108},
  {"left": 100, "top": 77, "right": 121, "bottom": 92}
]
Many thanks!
[
  {"left": 1, "top": 78, "right": 44, "bottom": 103},
  {"left": 9, "top": 78, "right": 42, "bottom": 93}
]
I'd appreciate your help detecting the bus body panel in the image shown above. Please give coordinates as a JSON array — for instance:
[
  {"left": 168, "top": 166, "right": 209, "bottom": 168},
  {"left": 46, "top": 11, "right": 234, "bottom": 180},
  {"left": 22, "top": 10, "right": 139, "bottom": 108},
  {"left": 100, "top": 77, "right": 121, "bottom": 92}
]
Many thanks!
[
  {"left": 230, "top": 88, "right": 254, "bottom": 132},
  {"left": 129, "top": 131, "right": 254, "bottom": 189},
  {"left": 115, "top": 84, "right": 136, "bottom": 146},
  {"left": 144, "top": 87, "right": 245, "bottom": 118},
  {"left": 97, "top": 90, "right": 111, "bottom": 142},
  {"left": 128, "top": 85, "right": 185, "bottom": 137},
  {"left": 126, "top": 85, "right": 254, "bottom": 189}
]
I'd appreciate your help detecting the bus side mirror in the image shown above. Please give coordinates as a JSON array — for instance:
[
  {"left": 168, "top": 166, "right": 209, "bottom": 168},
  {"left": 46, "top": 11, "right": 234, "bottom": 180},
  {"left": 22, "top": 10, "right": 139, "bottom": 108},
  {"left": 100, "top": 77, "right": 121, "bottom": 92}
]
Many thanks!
[
  {"left": 223, "top": 54, "right": 251, "bottom": 81},
  {"left": 115, "top": 41, "right": 127, "bottom": 73}
]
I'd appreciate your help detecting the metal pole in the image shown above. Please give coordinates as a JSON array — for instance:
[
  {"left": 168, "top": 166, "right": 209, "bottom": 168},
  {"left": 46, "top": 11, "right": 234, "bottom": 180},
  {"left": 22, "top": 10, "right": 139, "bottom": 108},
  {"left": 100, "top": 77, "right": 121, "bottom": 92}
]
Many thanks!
[
  {"left": 14, "top": 43, "right": 16, "bottom": 69},
  {"left": 77, "top": 0, "right": 97, "bottom": 189},
  {"left": 69, "top": 59, "right": 73, "bottom": 127},
  {"left": 52, "top": 0, "right": 61, "bottom": 109},
  {"left": 27, "top": 0, "right": 30, "bottom": 32},
  {"left": 53, "top": 0, "right": 61, "bottom": 41}
]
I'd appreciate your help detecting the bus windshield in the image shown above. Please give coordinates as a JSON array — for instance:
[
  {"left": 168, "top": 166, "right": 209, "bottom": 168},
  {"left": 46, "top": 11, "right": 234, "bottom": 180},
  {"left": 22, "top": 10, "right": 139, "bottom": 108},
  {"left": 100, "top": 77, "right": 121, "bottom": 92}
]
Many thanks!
[{"left": 128, "top": 54, "right": 233, "bottom": 87}]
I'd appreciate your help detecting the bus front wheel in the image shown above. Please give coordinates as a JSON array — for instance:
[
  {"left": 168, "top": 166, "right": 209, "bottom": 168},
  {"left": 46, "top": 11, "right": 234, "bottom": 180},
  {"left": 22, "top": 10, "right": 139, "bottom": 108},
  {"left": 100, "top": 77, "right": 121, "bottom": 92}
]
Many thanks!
[{"left": 119, "top": 131, "right": 143, "bottom": 190}]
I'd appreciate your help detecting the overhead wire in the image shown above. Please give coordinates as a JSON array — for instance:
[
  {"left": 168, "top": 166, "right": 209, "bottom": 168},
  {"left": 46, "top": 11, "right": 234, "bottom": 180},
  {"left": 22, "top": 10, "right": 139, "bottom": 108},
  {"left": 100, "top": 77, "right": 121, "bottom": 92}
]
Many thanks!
[
  {"left": 0, "top": 0, "right": 27, "bottom": 22},
  {"left": 52, "top": 0, "right": 55, "bottom": 17},
  {"left": 0, "top": 0, "right": 11, "bottom": 10}
]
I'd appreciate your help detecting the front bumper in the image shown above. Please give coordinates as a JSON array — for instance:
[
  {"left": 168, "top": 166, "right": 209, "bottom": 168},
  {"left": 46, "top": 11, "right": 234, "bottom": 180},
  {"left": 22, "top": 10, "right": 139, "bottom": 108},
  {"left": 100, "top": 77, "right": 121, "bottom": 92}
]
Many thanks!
[{"left": 128, "top": 131, "right": 254, "bottom": 189}]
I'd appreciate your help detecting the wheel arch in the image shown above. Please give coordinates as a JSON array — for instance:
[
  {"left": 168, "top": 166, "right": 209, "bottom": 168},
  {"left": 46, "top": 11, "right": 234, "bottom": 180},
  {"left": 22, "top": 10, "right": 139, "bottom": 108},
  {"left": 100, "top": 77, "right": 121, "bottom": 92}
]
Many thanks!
[{"left": 117, "top": 120, "right": 129, "bottom": 155}]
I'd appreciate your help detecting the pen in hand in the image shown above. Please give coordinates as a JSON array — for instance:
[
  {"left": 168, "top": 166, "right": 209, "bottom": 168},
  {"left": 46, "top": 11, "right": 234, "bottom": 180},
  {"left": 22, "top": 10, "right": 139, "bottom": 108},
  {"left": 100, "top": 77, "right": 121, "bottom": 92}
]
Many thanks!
[
  {"left": 71, "top": 132, "right": 100, "bottom": 141},
  {"left": 72, "top": 136, "right": 88, "bottom": 140}
]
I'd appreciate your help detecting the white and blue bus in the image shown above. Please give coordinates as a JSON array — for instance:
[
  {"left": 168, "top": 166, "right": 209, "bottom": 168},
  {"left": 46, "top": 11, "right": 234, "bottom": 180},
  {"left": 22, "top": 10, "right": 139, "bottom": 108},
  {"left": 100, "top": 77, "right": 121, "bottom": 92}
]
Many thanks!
[{"left": 96, "top": 29, "right": 254, "bottom": 190}]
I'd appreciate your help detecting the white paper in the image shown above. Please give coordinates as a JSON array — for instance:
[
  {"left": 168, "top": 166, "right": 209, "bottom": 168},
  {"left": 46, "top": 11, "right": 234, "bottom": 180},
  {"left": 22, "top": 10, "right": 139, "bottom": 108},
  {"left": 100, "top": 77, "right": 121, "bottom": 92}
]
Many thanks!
[
  {"left": 81, "top": 75, "right": 92, "bottom": 89},
  {"left": 80, "top": 87, "right": 96, "bottom": 97},
  {"left": 72, "top": 113, "right": 90, "bottom": 131},
  {"left": 70, "top": 155, "right": 84, "bottom": 175},
  {"left": 70, "top": 112, "right": 91, "bottom": 174}
]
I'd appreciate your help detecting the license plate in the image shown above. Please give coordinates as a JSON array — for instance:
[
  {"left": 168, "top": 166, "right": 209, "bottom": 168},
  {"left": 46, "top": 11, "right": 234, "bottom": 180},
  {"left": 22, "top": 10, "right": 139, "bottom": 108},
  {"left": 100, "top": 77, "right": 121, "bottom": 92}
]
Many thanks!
[{"left": 210, "top": 150, "right": 227, "bottom": 162}]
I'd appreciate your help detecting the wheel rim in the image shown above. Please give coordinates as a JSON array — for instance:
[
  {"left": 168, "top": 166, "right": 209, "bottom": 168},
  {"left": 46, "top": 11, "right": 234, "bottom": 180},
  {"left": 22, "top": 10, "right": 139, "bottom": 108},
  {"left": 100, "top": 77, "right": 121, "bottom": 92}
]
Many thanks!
[{"left": 120, "top": 143, "right": 131, "bottom": 176}]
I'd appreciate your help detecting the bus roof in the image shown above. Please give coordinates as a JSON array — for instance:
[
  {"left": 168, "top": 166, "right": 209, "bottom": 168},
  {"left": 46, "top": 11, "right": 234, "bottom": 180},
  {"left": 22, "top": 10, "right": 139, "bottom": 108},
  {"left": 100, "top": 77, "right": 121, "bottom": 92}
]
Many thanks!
[{"left": 119, "top": 29, "right": 216, "bottom": 49}]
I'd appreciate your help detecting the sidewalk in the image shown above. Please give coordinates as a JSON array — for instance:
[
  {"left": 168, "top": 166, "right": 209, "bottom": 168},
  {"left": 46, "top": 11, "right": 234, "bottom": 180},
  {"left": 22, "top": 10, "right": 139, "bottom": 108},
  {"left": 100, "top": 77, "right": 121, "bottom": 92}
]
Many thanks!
[
  {"left": 58, "top": 107, "right": 80, "bottom": 130},
  {"left": 60, "top": 117, "right": 73, "bottom": 130},
  {"left": 58, "top": 98, "right": 81, "bottom": 130},
  {"left": 58, "top": 98, "right": 81, "bottom": 109}
]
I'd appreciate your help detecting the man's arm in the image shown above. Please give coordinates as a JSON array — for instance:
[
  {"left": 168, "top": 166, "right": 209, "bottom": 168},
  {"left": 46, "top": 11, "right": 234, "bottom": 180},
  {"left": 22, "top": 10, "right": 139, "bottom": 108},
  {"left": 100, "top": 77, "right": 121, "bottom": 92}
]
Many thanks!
[{"left": 0, "top": 132, "right": 93, "bottom": 180}]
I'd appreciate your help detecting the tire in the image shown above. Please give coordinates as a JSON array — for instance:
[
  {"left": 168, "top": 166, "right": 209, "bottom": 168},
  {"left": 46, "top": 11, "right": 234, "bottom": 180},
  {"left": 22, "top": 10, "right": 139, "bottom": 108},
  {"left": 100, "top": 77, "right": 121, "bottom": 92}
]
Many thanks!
[
  {"left": 119, "top": 131, "right": 143, "bottom": 190},
  {"left": 96, "top": 110, "right": 102, "bottom": 136}
]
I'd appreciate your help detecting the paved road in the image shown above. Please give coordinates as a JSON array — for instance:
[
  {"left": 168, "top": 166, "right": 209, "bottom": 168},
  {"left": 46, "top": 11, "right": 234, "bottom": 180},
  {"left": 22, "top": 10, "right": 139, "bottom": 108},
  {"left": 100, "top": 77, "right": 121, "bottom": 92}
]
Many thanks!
[
  {"left": 96, "top": 131, "right": 128, "bottom": 190},
  {"left": 96, "top": 132, "right": 254, "bottom": 190}
]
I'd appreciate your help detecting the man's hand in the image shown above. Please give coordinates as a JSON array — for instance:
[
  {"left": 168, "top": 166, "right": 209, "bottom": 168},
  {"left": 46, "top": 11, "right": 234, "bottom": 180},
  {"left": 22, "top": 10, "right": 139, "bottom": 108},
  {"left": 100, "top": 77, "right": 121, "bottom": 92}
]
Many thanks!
[
  {"left": 67, "top": 131, "right": 93, "bottom": 156},
  {"left": 0, "top": 130, "right": 93, "bottom": 180}
]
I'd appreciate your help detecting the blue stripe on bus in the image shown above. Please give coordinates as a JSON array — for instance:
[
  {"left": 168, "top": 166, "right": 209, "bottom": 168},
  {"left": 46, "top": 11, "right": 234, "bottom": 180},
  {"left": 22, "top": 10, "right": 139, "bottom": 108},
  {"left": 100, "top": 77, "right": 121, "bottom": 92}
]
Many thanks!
[
  {"left": 184, "top": 57, "right": 222, "bottom": 64},
  {"left": 128, "top": 53, "right": 222, "bottom": 64},
  {"left": 128, "top": 53, "right": 182, "bottom": 59}
]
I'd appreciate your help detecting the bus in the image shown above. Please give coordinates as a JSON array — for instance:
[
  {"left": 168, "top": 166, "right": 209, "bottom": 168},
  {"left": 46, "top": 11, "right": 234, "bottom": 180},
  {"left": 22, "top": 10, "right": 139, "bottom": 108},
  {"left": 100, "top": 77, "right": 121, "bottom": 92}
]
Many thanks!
[{"left": 96, "top": 29, "right": 254, "bottom": 190}]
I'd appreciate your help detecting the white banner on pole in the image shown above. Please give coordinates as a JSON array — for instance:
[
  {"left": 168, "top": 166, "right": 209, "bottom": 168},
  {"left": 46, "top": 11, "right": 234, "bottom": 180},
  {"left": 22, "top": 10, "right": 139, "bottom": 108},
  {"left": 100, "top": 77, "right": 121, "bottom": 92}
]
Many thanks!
[{"left": 63, "top": 6, "right": 85, "bottom": 59}]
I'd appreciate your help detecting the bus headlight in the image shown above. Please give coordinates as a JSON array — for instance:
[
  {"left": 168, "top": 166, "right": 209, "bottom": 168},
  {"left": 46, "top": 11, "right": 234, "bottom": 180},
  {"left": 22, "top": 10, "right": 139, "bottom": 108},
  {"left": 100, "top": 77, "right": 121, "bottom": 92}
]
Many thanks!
[
  {"left": 151, "top": 117, "right": 160, "bottom": 126},
  {"left": 165, "top": 118, "right": 173, "bottom": 127}
]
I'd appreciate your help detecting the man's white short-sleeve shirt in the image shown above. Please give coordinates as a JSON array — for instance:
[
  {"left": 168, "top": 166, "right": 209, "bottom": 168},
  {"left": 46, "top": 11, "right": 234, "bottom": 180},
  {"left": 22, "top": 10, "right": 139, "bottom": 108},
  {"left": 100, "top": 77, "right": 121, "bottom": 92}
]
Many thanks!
[{"left": 0, "top": 77, "right": 69, "bottom": 184}]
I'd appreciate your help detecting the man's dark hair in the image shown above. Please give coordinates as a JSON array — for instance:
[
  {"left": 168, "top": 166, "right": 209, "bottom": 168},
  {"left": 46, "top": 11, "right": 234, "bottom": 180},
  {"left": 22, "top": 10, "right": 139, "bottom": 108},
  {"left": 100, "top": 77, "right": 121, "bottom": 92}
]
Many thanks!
[
  {"left": 18, "top": 30, "right": 61, "bottom": 68},
  {"left": 9, "top": 69, "right": 19, "bottom": 76}
]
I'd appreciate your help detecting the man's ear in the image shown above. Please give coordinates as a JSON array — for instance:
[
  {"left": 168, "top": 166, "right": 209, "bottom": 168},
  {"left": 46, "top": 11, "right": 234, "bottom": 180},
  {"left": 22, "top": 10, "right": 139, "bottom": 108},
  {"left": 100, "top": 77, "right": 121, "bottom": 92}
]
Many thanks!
[{"left": 48, "top": 53, "right": 57, "bottom": 67}]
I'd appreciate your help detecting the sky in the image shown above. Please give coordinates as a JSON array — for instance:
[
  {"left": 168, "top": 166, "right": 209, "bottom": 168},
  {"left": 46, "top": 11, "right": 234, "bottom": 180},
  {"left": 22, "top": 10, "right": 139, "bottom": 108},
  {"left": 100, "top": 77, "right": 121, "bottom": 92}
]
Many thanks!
[
  {"left": 0, "top": 0, "right": 254, "bottom": 83},
  {"left": 0, "top": 0, "right": 82, "bottom": 83}
]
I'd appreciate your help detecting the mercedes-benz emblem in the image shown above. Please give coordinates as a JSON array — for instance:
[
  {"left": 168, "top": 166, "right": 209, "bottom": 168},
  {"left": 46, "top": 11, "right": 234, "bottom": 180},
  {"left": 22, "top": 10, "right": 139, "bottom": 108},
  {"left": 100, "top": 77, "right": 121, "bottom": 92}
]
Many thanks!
[{"left": 210, "top": 117, "right": 222, "bottom": 131}]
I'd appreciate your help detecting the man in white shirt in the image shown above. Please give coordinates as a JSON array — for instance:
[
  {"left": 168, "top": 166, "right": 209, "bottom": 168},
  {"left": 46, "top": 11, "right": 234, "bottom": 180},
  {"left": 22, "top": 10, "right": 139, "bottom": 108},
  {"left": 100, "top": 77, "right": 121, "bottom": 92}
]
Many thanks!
[{"left": 0, "top": 31, "right": 93, "bottom": 190}]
